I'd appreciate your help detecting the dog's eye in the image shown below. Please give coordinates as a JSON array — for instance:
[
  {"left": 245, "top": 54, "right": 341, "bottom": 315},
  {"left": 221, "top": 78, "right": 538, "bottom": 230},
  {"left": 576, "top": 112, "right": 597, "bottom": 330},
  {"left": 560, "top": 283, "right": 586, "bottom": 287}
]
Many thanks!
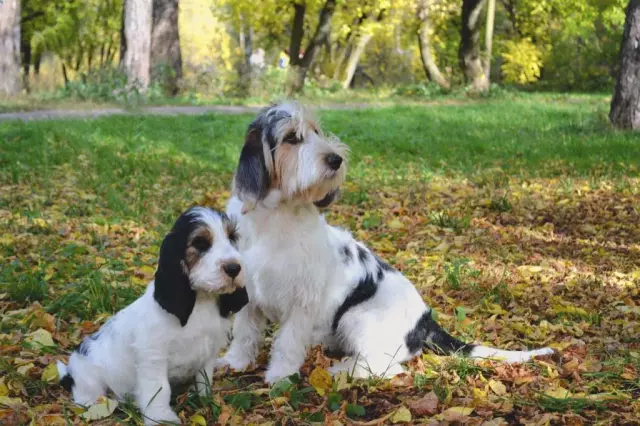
[
  {"left": 191, "top": 236, "right": 211, "bottom": 252},
  {"left": 283, "top": 132, "right": 301, "bottom": 145},
  {"left": 227, "top": 226, "right": 239, "bottom": 246}
]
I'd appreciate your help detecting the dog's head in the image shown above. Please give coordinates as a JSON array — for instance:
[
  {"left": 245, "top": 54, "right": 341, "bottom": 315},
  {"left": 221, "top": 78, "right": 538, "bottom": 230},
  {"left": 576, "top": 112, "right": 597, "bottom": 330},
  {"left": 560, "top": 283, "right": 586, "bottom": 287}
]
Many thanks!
[
  {"left": 153, "top": 207, "right": 245, "bottom": 326},
  {"left": 233, "top": 101, "right": 348, "bottom": 212}
]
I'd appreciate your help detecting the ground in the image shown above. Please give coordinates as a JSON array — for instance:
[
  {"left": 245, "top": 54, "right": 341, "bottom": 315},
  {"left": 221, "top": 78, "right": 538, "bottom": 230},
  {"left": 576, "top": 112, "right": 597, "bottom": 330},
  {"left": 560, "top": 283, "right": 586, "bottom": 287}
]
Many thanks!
[{"left": 1, "top": 94, "right": 639, "bottom": 425}]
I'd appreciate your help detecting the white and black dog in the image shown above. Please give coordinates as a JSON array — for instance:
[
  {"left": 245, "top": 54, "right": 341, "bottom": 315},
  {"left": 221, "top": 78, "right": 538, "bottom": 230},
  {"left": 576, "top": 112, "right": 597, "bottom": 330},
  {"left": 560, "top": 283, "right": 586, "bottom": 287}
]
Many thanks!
[
  {"left": 218, "top": 102, "right": 554, "bottom": 384},
  {"left": 57, "top": 207, "right": 249, "bottom": 425}
]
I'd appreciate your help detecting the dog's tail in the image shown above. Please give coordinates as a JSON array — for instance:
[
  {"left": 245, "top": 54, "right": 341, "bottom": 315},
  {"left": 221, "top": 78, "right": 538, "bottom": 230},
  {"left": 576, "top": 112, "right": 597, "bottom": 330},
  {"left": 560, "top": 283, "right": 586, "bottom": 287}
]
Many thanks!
[
  {"left": 414, "top": 310, "right": 554, "bottom": 363},
  {"left": 56, "top": 361, "right": 75, "bottom": 392}
]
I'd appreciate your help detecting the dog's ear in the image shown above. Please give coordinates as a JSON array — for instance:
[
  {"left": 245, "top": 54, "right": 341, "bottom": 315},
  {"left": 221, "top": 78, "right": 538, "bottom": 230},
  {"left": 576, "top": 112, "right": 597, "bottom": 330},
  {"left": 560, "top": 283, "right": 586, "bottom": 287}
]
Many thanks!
[
  {"left": 153, "top": 222, "right": 196, "bottom": 327},
  {"left": 314, "top": 188, "right": 340, "bottom": 208},
  {"left": 234, "top": 128, "right": 271, "bottom": 212}
]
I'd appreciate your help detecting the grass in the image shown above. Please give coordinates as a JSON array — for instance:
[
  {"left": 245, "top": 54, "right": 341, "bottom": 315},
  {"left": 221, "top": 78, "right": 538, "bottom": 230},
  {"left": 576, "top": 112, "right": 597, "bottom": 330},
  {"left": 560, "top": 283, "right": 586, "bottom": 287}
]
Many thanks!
[{"left": 1, "top": 94, "right": 639, "bottom": 424}]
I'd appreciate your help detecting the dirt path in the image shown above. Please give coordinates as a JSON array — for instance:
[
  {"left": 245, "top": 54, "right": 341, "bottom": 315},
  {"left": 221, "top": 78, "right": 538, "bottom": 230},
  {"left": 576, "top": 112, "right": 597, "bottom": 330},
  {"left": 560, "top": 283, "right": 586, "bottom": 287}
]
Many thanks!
[{"left": 0, "top": 104, "right": 378, "bottom": 122}]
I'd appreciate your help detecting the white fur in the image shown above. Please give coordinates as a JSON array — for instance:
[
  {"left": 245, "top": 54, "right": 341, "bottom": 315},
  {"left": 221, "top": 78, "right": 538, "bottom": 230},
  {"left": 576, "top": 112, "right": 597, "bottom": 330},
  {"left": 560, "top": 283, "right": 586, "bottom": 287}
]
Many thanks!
[
  {"left": 57, "top": 208, "right": 244, "bottom": 425},
  {"left": 218, "top": 103, "right": 553, "bottom": 384}
]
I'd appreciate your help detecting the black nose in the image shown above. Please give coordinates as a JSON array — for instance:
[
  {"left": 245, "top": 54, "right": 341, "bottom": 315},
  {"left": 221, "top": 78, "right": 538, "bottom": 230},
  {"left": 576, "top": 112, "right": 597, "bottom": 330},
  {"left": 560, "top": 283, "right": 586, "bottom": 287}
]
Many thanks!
[
  {"left": 223, "top": 263, "right": 241, "bottom": 278},
  {"left": 326, "top": 153, "right": 343, "bottom": 170}
]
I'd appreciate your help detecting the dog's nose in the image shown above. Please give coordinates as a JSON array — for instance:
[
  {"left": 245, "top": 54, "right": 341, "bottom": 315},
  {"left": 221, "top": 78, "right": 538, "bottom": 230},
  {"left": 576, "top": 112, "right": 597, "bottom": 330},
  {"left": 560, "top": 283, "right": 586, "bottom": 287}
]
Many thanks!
[
  {"left": 326, "top": 153, "right": 343, "bottom": 170},
  {"left": 222, "top": 263, "right": 242, "bottom": 278}
]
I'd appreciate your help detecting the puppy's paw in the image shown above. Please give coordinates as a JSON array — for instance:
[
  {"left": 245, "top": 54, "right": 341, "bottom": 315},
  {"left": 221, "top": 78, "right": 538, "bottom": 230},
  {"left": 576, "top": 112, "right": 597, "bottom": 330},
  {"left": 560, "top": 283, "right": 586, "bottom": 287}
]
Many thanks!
[
  {"left": 264, "top": 365, "right": 298, "bottom": 385},
  {"left": 143, "top": 408, "right": 181, "bottom": 425},
  {"left": 215, "top": 355, "right": 250, "bottom": 371}
]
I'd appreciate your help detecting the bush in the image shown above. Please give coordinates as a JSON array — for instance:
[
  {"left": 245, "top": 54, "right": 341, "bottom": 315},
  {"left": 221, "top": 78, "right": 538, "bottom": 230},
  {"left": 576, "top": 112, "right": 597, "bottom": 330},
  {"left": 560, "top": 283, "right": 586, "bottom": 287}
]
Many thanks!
[{"left": 501, "top": 38, "right": 543, "bottom": 85}]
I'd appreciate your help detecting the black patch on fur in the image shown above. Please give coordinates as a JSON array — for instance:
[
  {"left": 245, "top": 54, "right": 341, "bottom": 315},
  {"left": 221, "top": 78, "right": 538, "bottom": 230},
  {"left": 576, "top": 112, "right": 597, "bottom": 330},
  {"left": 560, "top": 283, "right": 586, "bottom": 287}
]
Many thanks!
[
  {"left": 234, "top": 129, "right": 271, "bottom": 203},
  {"left": 154, "top": 208, "right": 204, "bottom": 327},
  {"left": 218, "top": 287, "right": 249, "bottom": 318},
  {"left": 314, "top": 188, "right": 340, "bottom": 208},
  {"left": 340, "top": 245, "right": 353, "bottom": 264},
  {"left": 405, "top": 310, "right": 474, "bottom": 355},
  {"left": 332, "top": 274, "right": 378, "bottom": 333},
  {"left": 375, "top": 255, "right": 394, "bottom": 272},
  {"left": 76, "top": 328, "right": 102, "bottom": 356},
  {"left": 356, "top": 245, "right": 369, "bottom": 265},
  {"left": 60, "top": 373, "right": 75, "bottom": 392}
]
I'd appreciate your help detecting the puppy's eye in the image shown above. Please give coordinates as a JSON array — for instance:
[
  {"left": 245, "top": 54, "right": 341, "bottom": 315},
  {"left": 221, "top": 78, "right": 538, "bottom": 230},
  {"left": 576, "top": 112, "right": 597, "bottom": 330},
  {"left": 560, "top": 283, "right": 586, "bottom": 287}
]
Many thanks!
[
  {"left": 191, "top": 236, "right": 211, "bottom": 252},
  {"left": 283, "top": 132, "right": 301, "bottom": 145},
  {"left": 227, "top": 227, "right": 239, "bottom": 246}
]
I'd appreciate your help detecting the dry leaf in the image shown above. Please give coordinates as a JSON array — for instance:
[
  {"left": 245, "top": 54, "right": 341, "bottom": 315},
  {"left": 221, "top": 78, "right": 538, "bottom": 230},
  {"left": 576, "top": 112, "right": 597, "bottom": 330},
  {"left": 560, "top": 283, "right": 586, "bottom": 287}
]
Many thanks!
[
  {"left": 409, "top": 391, "right": 439, "bottom": 416},
  {"left": 309, "top": 367, "right": 332, "bottom": 396},
  {"left": 390, "top": 406, "right": 412, "bottom": 423}
]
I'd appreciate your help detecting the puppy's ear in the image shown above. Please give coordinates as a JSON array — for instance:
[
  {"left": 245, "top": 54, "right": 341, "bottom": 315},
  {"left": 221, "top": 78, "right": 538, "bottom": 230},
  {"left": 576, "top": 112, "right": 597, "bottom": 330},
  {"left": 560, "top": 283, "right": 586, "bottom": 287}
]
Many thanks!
[
  {"left": 153, "top": 220, "right": 196, "bottom": 327},
  {"left": 234, "top": 129, "right": 271, "bottom": 212},
  {"left": 314, "top": 188, "right": 340, "bottom": 208}
]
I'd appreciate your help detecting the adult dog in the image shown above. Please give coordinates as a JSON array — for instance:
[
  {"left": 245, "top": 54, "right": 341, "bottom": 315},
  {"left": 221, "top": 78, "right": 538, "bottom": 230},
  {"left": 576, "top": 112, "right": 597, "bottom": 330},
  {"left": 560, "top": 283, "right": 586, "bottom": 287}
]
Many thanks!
[
  {"left": 57, "top": 207, "right": 248, "bottom": 425},
  {"left": 218, "top": 102, "right": 553, "bottom": 384}
]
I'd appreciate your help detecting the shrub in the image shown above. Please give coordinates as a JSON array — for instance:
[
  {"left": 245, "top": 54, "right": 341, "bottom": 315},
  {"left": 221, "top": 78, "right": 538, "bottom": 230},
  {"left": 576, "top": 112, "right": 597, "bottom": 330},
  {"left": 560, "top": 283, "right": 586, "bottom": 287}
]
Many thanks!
[{"left": 501, "top": 38, "right": 543, "bottom": 85}]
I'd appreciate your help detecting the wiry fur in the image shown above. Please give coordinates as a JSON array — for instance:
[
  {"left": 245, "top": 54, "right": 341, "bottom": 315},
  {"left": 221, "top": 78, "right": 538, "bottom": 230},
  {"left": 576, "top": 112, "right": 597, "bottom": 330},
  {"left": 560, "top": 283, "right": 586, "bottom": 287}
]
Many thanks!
[
  {"left": 218, "top": 102, "right": 553, "bottom": 384},
  {"left": 57, "top": 207, "right": 248, "bottom": 425}
]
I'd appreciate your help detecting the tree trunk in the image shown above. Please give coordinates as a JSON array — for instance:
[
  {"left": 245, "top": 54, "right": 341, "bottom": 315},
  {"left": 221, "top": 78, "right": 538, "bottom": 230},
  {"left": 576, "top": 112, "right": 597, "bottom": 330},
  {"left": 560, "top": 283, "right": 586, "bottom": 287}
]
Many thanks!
[
  {"left": 459, "top": 0, "right": 487, "bottom": 92},
  {"left": 286, "top": 0, "right": 337, "bottom": 95},
  {"left": 417, "top": 0, "right": 450, "bottom": 89},
  {"left": 150, "top": 0, "right": 182, "bottom": 95},
  {"left": 610, "top": 0, "right": 640, "bottom": 130},
  {"left": 483, "top": 0, "right": 495, "bottom": 86},
  {"left": 122, "top": 0, "right": 152, "bottom": 89},
  {"left": 0, "top": 0, "right": 21, "bottom": 96},
  {"left": 341, "top": 33, "right": 373, "bottom": 89},
  {"left": 21, "top": 33, "right": 31, "bottom": 92},
  {"left": 235, "top": 15, "right": 253, "bottom": 96}
]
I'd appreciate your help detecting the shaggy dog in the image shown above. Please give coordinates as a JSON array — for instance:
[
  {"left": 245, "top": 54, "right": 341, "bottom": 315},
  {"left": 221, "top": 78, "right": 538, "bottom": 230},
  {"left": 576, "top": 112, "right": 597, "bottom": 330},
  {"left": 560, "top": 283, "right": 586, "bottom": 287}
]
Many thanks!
[
  {"left": 218, "top": 102, "right": 553, "bottom": 384},
  {"left": 57, "top": 207, "right": 248, "bottom": 425}
]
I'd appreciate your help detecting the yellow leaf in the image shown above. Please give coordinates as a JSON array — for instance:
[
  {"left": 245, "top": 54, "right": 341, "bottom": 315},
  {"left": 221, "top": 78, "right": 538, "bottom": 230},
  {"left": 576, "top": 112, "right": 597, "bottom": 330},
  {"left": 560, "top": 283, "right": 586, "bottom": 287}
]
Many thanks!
[
  {"left": 334, "top": 370, "right": 350, "bottom": 391},
  {"left": 131, "top": 276, "right": 148, "bottom": 286},
  {"left": 488, "top": 379, "right": 507, "bottom": 396},
  {"left": 553, "top": 303, "right": 588, "bottom": 318},
  {"left": 138, "top": 265, "right": 156, "bottom": 276},
  {"left": 309, "top": 367, "right": 332, "bottom": 396},
  {"left": 387, "top": 218, "right": 404, "bottom": 230},
  {"left": 17, "top": 363, "right": 34, "bottom": 376},
  {"left": 0, "top": 395, "right": 22, "bottom": 407},
  {"left": 80, "top": 397, "right": 119, "bottom": 420},
  {"left": 441, "top": 406, "right": 474, "bottom": 421},
  {"left": 0, "top": 378, "right": 7, "bottom": 397},
  {"left": 390, "top": 406, "right": 412, "bottom": 423},
  {"left": 472, "top": 387, "right": 488, "bottom": 404},
  {"left": 41, "top": 363, "right": 59, "bottom": 383},
  {"left": 27, "top": 328, "right": 55, "bottom": 347},
  {"left": 545, "top": 387, "right": 570, "bottom": 399},
  {"left": 190, "top": 414, "right": 207, "bottom": 426}
]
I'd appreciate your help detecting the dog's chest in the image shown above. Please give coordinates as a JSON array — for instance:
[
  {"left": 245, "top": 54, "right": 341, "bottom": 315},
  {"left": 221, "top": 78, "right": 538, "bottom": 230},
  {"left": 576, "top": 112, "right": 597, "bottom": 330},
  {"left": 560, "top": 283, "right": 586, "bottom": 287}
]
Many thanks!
[{"left": 166, "top": 301, "right": 229, "bottom": 380}]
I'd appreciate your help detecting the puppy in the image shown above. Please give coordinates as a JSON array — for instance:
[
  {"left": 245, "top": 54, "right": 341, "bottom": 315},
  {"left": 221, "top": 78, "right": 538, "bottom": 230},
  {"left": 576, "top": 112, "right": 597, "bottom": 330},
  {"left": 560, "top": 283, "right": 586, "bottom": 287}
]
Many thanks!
[
  {"left": 218, "top": 102, "right": 553, "bottom": 384},
  {"left": 57, "top": 207, "right": 248, "bottom": 425}
]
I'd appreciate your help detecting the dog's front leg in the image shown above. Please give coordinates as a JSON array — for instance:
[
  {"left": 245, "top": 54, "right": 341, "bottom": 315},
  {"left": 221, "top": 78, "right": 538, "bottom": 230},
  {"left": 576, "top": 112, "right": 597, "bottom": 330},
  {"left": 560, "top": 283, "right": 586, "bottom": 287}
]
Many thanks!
[
  {"left": 264, "top": 310, "right": 313, "bottom": 385},
  {"left": 194, "top": 358, "right": 216, "bottom": 397},
  {"left": 136, "top": 358, "right": 179, "bottom": 426},
  {"left": 217, "top": 303, "right": 267, "bottom": 371}
]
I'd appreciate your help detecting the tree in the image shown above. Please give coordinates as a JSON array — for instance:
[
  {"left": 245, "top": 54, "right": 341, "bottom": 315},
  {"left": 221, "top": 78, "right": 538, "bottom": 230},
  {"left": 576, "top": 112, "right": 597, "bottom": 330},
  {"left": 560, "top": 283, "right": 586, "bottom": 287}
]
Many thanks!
[
  {"left": 150, "top": 0, "right": 182, "bottom": 95},
  {"left": 121, "top": 0, "right": 152, "bottom": 89},
  {"left": 610, "top": 0, "right": 640, "bottom": 130},
  {"left": 417, "top": 0, "right": 450, "bottom": 89},
  {"left": 459, "top": 0, "right": 487, "bottom": 92},
  {"left": 483, "top": 0, "right": 495, "bottom": 86},
  {"left": 0, "top": 0, "right": 21, "bottom": 96},
  {"left": 287, "top": 0, "right": 337, "bottom": 95}
]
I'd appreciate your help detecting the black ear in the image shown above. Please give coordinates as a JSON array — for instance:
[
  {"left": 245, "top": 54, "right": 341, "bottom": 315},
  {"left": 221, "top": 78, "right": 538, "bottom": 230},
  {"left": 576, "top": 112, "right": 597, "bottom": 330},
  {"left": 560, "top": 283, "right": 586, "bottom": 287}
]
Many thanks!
[
  {"left": 314, "top": 188, "right": 340, "bottom": 208},
  {"left": 234, "top": 128, "right": 271, "bottom": 204},
  {"left": 153, "top": 216, "right": 196, "bottom": 327},
  {"left": 218, "top": 287, "right": 249, "bottom": 318}
]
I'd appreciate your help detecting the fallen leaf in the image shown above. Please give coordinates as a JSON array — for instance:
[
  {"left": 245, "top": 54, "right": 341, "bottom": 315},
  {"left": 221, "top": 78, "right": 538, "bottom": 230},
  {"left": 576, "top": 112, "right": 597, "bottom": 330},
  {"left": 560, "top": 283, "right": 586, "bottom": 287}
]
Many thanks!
[
  {"left": 441, "top": 406, "right": 474, "bottom": 421},
  {"left": 26, "top": 328, "right": 55, "bottom": 347},
  {"left": 409, "top": 391, "right": 438, "bottom": 416},
  {"left": 545, "top": 387, "right": 571, "bottom": 399},
  {"left": 390, "top": 406, "right": 412, "bottom": 423},
  {"left": 80, "top": 397, "right": 118, "bottom": 420},
  {"left": 488, "top": 379, "right": 507, "bottom": 396},
  {"left": 41, "top": 363, "right": 59, "bottom": 383},
  {"left": 309, "top": 367, "right": 332, "bottom": 396},
  {"left": 17, "top": 363, "right": 34, "bottom": 376}
]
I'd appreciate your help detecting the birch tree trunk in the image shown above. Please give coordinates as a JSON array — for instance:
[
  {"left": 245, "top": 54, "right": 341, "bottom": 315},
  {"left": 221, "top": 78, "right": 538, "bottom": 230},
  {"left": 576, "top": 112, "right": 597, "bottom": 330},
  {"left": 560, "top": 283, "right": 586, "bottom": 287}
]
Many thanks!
[
  {"left": 459, "top": 0, "right": 488, "bottom": 92},
  {"left": 0, "top": 0, "right": 21, "bottom": 96},
  {"left": 150, "top": 0, "right": 182, "bottom": 95},
  {"left": 417, "top": 0, "right": 450, "bottom": 89},
  {"left": 610, "top": 0, "right": 640, "bottom": 130},
  {"left": 483, "top": 0, "right": 495, "bottom": 86},
  {"left": 341, "top": 33, "right": 373, "bottom": 89},
  {"left": 122, "top": 0, "right": 152, "bottom": 89}
]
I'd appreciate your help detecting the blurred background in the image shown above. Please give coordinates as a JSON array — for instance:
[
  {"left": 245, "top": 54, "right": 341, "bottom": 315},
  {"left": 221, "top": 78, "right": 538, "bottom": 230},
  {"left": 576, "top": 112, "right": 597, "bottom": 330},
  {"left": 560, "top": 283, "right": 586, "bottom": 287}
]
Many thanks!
[{"left": 0, "top": 0, "right": 630, "bottom": 105}]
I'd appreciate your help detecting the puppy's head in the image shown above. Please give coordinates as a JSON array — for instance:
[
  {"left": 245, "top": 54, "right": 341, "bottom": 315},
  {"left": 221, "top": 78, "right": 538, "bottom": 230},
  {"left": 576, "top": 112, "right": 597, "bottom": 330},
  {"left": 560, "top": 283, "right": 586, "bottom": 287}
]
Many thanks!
[
  {"left": 154, "top": 207, "right": 245, "bottom": 326},
  {"left": 233, "top": 101, "right": 348, "bottom": 212}
]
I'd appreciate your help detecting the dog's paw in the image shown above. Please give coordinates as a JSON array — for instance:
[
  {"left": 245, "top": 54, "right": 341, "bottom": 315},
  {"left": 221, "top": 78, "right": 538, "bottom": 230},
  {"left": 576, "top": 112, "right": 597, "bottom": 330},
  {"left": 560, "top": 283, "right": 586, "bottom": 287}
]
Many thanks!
[
  {"left": 215, "top": 355, "right": 250, "bottom": 371},
  {"left": 264, "top": 365, "right": 298, "bottom": 385},
  {"left": 143, "top": 408, "right": 181, "bottom": 425}
]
